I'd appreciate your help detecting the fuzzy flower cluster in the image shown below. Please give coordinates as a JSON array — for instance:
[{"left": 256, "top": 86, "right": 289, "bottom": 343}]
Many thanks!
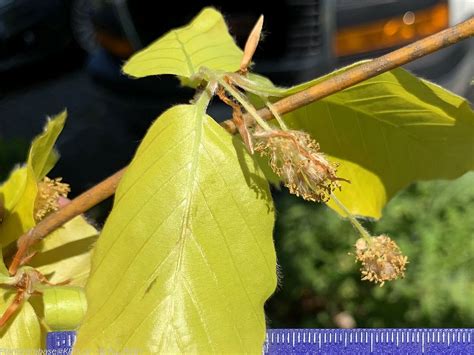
[
  {"left": 253, "top": 128, "right": 342, "bottom": 202},
  {"left": 34, "top": 177, "right": 70, "bottom": 221},
  {"left": 354, "top": 235, "right": 408, "bottom": 286}
]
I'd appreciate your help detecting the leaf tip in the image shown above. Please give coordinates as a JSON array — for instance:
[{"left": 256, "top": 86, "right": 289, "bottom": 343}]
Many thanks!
[{"left": 46, "top": 110, "right": 68, "bottom": 129}]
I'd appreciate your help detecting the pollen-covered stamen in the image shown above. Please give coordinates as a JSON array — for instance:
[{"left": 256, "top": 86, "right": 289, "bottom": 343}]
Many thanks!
[
  {"left": 254, "top": 128, "right": 346, "bottom": 202},
  {"left": 354, "top": 235, "right": 408, "bottom": 287},
  {"left": 34, "top": 177, "right": 70, "bottom": 222}
]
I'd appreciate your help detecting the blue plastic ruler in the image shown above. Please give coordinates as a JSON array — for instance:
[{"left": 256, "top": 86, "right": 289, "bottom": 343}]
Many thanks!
[
  {"left": 264, "top": 329, "right": 472, "bottom": 354},
  {"left": 47, "top": 329, "right": 473, "bottom": 354}
]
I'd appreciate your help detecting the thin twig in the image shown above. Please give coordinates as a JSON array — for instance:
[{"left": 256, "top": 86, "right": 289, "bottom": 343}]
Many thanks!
[
  {"left": 8, "top": 18, "right": 474, "bottom": 275},
  {"left": 222, "top": 17, "right": 474, "bottom": 133}
]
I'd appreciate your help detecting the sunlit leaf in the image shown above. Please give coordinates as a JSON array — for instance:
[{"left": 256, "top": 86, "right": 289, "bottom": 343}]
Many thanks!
[
  {"left": 75, "top": 98, "right": 276, "bottom": 352},
  {"left": 262, "top": 66, "right": 474, "bottom": 218},
  {"left": 31, "top": 216, "right": 98, "bottom": 287},
  {"left": 28, "top": 113, "right": 63, "bottom": 179},
  {"left": 0, "top": 167, "right": 35, "bottom": 247},
  {"left": 0, "top": 112, "right": 66, "bottom": 247},
  {"left": 0, "top": 293, "right": 41, "bottom": 349},
  {"left": 122, "top": 7, "right": 243, "bottom": 78},
  {"left": 42, "top": 286, "right": 87, "bottom": 331}
]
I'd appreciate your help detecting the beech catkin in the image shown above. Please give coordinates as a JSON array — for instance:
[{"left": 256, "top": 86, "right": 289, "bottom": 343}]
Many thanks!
[
  {"left": 354, "top": 235, "right": 408, "bottom": 286},
  {"left": 254, "top": 128, "right": 342, "bottom": 202}
]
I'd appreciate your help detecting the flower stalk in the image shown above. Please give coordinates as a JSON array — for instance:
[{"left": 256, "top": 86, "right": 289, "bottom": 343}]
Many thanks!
[
  {"left": 329, "top": 193, "right": 408, "bottom": 286},
  {"left": 330, "top": 193, "right": 372, "bottom": 243},
  {"left": 264, "top": 99, "right": 288, "bottom": 130}
]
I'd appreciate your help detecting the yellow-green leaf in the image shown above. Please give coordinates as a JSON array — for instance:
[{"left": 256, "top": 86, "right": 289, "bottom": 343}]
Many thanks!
[
  {"left": 0, "top": 112, "right": 66, "bottom": 247},
  {"left": 28, "top": 112, "right": 65, "bottom": 180},
  {"left": 43, "top": 286, "right": 87, "bottom": 331},
  {"left": 0, "top": 293, "right": 41, "bottom": 349},
  {"left": 270, "top": 66, "right": 474, "bottom": 218},
  {"left": 0, "top": 167, "right": 35, "bottom": 247},
  {"left": 122, "top": 7, "right": 243, "bottom": 78},
  {"left": 75, "top": 100, "right": 276, "bottom": 352},
  {"left": 30, "top": 216, "right": 98, "bottom": 287}
]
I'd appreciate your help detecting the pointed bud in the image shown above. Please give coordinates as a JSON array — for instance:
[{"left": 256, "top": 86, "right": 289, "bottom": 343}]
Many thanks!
[{"left": 240, "top": 15, "right": 264, "bottom": 73}]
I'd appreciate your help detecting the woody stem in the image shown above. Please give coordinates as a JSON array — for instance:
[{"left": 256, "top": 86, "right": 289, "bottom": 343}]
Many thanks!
[{"left": 221, "top": 17, "right": 474, "bottom": 133}]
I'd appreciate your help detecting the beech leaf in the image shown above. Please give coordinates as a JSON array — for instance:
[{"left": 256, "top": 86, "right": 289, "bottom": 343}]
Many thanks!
[
  {"left": 122, "top": 7, "right": 243, "bottom": 79},
  {"left": 261, "top": 65, "right": 474, "bottom": 218},
  {"left": 31, "top": 216, "right": 98, "bottom": 287},
  {"left": 75, "top": 98, "right": 276, "bottom": 352}
]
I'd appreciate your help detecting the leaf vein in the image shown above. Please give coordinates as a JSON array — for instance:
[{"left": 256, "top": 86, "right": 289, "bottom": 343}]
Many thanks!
[
  {"left": 203, "top": 127, "right": 274, "bottom": 276},
  {"left": 196, "top": 183, "right": 262, "bottom": 328},
  {"left": 89, "top": 161, "right": 192, "bottom": 280}
]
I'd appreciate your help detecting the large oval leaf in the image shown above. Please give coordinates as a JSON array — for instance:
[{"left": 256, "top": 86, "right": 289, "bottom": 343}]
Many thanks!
[
  {"left": 122, "top": 7, "right": 243, "bottom": 79},
  {"left": 75, "top": 99, "right": 276, "bottom": 352},
  {"left": 265, "top": 66, "right": 474, "bottom": 218}
]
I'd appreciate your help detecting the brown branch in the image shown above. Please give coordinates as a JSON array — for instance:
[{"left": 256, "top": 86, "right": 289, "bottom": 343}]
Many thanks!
[
  {"left": 222, "top": 17, "right": 474, "bottom": 133},
  {"left": 8, "top": 168, "right": 126, "bottom": 275},
  {"left": 8, "top": 18, "right": 474, "bottom": 275}
]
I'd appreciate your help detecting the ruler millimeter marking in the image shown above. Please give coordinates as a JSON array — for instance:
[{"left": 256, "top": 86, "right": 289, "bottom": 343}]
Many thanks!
[
  {"left": 264, "top": 329, "right": 473, "bottom": 354},
  {"left": 47, "top": 328, "right": 473, "bottom": 353}
]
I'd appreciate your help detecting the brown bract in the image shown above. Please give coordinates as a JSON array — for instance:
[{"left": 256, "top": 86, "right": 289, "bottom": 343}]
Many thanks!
[
  {"left": 240, "top": 15, "right": 264, "bottom": 73},
  {"left": 354, "top": 235, "right": 408, "bottom": 287},
  {"left": 254, "top": 128, "right": 345, "bottom": 202},
  {"left": 216, "top": 86, "right": 254, "bottom": 154}
]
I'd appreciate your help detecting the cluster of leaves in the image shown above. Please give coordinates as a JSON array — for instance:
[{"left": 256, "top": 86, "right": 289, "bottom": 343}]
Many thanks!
[
  {"left": 73, "top": 8, "right": 473, "bottom": 352},
  {"left": 0, "top": 7, "right": 472, "bottom": 353},
  {"left": 0, "top": 113, "right": 95, "bottom": 348},
  {"left": 267, "top": 172, "right": 474, "bottom": 328}
]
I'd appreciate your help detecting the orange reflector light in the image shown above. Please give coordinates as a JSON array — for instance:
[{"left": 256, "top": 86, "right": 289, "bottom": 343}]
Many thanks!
[
  {"left": 335, "top": 3, "right": 448, "bottom": 57},
  {"left": 96, "top": 30, "right": 134, "bottom": 58}
]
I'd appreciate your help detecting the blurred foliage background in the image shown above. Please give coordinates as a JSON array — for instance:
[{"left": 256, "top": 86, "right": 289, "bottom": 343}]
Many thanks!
[{"left": 266, "top": 172, "right": 474, "bottom": 328}]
